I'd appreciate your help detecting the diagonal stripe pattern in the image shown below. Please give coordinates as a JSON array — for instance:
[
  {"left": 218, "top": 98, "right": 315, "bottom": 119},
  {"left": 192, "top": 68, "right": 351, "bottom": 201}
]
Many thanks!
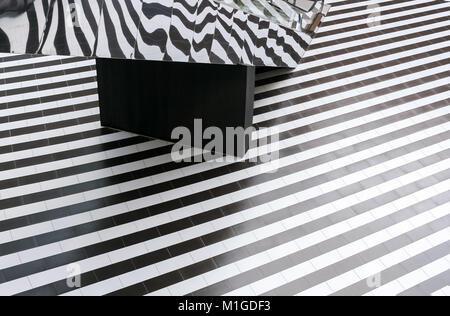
[{"left": 0, "top": 0, "right": 449, "bottom": 296}]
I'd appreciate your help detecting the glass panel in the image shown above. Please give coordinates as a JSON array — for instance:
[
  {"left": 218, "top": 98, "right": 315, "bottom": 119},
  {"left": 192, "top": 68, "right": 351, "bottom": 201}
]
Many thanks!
[
  {"left": 0, "top": 0, "right": 35, "bottom": 14},
  {"left": 214, "top": 0, "right": 324, "bottom": 32}
]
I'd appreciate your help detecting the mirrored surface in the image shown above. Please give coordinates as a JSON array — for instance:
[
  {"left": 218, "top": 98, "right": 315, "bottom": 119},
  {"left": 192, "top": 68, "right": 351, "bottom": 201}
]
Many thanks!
[{"left": 0, "top": 0, "right": 326, "bottom": 67}]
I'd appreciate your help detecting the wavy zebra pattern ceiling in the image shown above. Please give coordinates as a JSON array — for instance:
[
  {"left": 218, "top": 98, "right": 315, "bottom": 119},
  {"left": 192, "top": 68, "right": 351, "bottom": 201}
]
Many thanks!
[{"left": 0, "top": 0, "right": 324, "bottom": 67}]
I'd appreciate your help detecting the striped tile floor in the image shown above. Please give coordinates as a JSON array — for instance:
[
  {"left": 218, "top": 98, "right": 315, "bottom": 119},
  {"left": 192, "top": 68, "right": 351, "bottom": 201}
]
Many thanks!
[{"left": 0, "top": 0, "right": 449, "bottom": 296}]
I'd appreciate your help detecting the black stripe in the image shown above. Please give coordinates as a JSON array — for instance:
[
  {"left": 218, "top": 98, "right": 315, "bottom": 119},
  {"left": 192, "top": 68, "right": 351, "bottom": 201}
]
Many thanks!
[
  {"left": 2, "top": 65, "right": 93, "bottom": 85},
  {"left": 311, "top": 12, "right": 450, "bottom": 50},
  {"left": 0, "top": 123, "right": 447, "bottom": 262},
  {"left": 398, "top": 270, "right": 450, "bottom": 296},
  {"left": 0, "top": 133, "right": 147, "bottom": 173},
  {"left": 333, "top": 243, "right": 450, "bottom": 296},
  {"left": 263, "top": 216, "right": 450, "bottom": 296},
  {"left": 327, "top": 0, "right": 413, "bottom": 17},
  {"left": 322, "top": 0, "right": 447, "bottom": 27},
  {"left": 255, "top": 61, "right": 449, "bottom": 115},
  {"left": 316, "top": 3, "right": 450, "bottom": 38},
  {"left": 2, "top": 86, "right": 97, "bottom": 112},
  {"left": 256, "top": 31, "right": 449, "bottom": 88},
  {"left": 3, "top": 76, "right": 96, "bottom": 98},
  {"left": 10, "top": 153, "right": 450, "bottom": 295}
]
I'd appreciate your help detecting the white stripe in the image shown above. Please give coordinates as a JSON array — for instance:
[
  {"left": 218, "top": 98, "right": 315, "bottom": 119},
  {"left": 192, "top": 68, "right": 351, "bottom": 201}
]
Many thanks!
[
  {"left": 256, "top": 28, "right": 450, "bottom": 94},
  {"left": 0, "top": 0, "right": 448, "bottom": 297},
  {"left": 2, "top": 90, "right": 448, "bottom": 221},
  {"left": 228, "top": 206, "right": 450, "bottom": 296},
  {"left": 313, "top": 10, "right": 449, "bottom": 44},
  {"left": 0, "top": 131, "right": 134, "bottom": 179},
  {"left": 431, "top": 286, "right": 450, "bottom": 296},
  {"left": 0, "top": 55, "right": 76, "bottom": 73},
  {"left": 0, "top": 93, "right": 98, "bottom": 122},
  {"left": 318, "top": 1, "right": 450, "bottom": 33},
  {"left": 3, "top": 60, "right": 447, "bottom": 185},
  {"left": 255, "top": 54, "right": 449, "bottom": 109},
  {"left": 323, "top": 0, "right": 438, "bottom": 22},
  {"left": 0, "top": 59, "right": 95, "bottom": 83},
  {"left": 2, "top": 80, "right": 448, "bottom": 202},
  {"left": 304, "top": 29, "right": 450, "bottom": 69},
  {"left": 0, "top": 106, "right": 99, "bottom": 134},
  {"left": 255, "top": 78, "right": 450, "bottom": 138},
  {"left": 256, "top": 28, "right": 450, "bottom": 82},
  {"left": 0, "top": 102, "right": 446, "bottom": 257},
  {"left": 0, "top": 82, "right": 98, "bottom": 109},
  {"left": 0, "top": 134, "right": 168, "bottom": 185},
  {"left": 310, "top": 16, "right": 450, "bottom": 56},
  {"left": 1, "top": 116, "right": 447, "bottom": 258}
]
